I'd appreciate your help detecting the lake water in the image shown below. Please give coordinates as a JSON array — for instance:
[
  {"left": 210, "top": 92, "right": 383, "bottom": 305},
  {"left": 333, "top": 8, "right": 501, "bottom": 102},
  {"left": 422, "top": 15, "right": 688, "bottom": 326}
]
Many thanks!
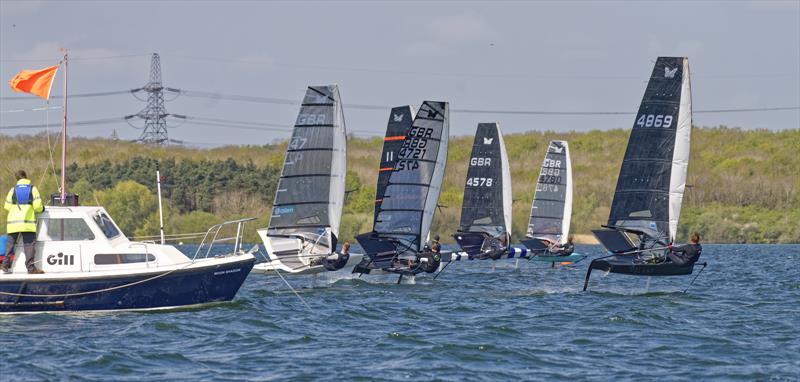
[{"left": 1, "top": 244, "right": 798, "bottom": 381}]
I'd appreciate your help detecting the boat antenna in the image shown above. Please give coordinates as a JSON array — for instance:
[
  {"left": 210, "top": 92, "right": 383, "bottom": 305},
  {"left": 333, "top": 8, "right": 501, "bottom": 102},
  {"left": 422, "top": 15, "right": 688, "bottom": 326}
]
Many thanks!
[
  {"left": 59, "top": 49, "right": 68, "bottom": 203},
  {"left": 156, "top": 162, "right": 165, "bottom": 245}
]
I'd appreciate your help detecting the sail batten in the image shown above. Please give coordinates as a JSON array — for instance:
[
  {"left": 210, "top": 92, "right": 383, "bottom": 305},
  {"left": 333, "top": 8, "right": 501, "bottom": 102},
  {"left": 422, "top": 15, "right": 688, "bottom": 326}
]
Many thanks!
[{"left": 607, "top": 57, "right": 691, "bottom": 243}]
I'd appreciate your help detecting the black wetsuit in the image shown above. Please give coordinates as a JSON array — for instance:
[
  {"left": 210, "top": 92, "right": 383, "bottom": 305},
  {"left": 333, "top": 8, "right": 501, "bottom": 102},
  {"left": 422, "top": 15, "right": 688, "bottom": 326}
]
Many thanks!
[
  {"left": 667, "top": 243, "right": 702, "bottom": 265},
  {"left": 546, "top": 242, "right": 574, "bottom": 257}
]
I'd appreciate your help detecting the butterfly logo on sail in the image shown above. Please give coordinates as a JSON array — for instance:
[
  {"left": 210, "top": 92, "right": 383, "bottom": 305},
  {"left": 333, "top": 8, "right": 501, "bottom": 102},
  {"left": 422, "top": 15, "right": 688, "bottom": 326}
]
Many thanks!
[
  {"left": 393, "top": 113, "right": 404, "bottom": 122},
  {"left": 311, "top": 92, "right": 330, "bottom": 104},
  {"left": 483, "top": 137, "right": 494, "bottom": 145},
  {"left": 664, "top": 66, "right": 678, "bottom": 78}
]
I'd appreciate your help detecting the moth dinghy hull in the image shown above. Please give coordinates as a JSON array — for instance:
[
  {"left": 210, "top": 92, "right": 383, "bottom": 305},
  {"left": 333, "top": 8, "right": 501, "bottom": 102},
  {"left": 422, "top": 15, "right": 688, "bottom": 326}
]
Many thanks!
[{"left": 446, "top": 247, "right": 585, "bottom": 264}]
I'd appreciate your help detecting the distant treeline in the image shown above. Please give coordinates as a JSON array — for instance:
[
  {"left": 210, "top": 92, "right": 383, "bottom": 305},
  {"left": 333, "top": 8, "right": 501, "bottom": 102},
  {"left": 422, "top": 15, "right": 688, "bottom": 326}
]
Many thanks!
[{"left": 1, "top": 126, "right": 798, "bottom": 244}]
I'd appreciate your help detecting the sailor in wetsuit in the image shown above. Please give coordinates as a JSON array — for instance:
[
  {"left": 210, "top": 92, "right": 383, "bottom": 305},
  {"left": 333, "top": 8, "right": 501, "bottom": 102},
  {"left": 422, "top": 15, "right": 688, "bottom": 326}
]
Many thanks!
[
  {"left": 542, "top": 236, "right": 574, "bottom": 256},
  {"left": 482, "top": 233, "right": 508, "bottom": 260},
  {"left": 667, "top": 232, "right": 702, "bottom": 265},
  {"left": 323, "top": 242, "right": 350, "bottom": 271}
]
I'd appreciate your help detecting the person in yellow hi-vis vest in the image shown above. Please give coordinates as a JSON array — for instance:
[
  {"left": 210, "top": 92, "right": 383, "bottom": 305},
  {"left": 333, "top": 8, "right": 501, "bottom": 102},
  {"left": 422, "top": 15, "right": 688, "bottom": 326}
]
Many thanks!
[{"left": 2, "top": 170, "right": 44, "bottom": 274}]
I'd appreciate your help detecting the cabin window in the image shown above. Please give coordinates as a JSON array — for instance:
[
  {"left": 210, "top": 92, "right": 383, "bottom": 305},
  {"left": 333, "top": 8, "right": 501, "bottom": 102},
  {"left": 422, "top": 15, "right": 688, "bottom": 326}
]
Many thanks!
[
  {"left": 94, "top": 253, "right": 156, "bottom": 265},
  {"left": 93, "top": 212, "right": 121, "bottom": 239},
  {"left": 38, "top": 218, "right": 96, "bottom": 241}
]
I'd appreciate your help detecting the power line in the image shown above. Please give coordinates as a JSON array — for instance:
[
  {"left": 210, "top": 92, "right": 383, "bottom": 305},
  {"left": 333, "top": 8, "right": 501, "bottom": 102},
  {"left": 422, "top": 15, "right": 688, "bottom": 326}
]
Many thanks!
[
  {"left": 4, "top": 86, "right": 799, "bottom": 115},
  {"left": 1, "top": 90, "right": 135, "bottom": 100},
  {"left": 0, "top": 54, "right": 150, "bottom": 63},
  {"left": 0, "top": 117, "right": 124, "bottom": 130},
  {"left": 170, "top": 88, "right": 800, "bottom": 115}
]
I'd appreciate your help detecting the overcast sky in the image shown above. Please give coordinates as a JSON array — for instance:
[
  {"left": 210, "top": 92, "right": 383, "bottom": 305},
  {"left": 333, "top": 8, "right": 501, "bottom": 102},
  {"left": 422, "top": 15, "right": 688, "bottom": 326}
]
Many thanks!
[{"left": 1, "top": 0, "right": 798, "bottom": 146}]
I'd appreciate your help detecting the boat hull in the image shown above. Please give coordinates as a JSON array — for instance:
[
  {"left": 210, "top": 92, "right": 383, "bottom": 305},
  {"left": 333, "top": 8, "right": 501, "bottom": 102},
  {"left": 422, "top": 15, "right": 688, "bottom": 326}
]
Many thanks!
[
  {"left": 589, "top": 255, "right": 694, "bottom": 276},
  {"left": 583, "top": 255, "right": 696, "bottom": 291},
  {"left": 529, "top": 253, "right": 586, "bottom": 263},
  {"left": 252, "top": 253, "right": 363, "bottom": 275},
  {"left": 0, "top": 257, "right": 255, "bottom": 313}
]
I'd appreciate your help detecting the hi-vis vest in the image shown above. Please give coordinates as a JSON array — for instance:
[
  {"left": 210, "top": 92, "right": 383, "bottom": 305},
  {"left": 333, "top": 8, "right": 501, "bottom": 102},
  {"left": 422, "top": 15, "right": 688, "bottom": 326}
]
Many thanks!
[{"left": 4, "top": 179, "right": 44, "bottom": 233}]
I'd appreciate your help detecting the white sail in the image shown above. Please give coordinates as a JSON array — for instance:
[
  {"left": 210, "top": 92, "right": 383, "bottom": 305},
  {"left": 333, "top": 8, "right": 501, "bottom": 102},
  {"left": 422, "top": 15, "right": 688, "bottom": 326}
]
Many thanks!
[
  {"left": 561, "top": 141, "right": 573, "bottom": 245},
  {"left": 328, "top": 87, "right": 347, "bottom": 238},
  {"left": 419, "top": 103, "right": 449, "bottom": 250},
  {"left": 668, "top": 58, "right": 692, "bottom": 243},
  {"left": 498, "top": 126, "right": 513, "bottom": 235}
]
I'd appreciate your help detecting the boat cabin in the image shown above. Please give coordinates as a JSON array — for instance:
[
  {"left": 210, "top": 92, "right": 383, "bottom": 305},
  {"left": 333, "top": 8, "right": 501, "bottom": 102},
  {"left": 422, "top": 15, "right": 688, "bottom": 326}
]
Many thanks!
[{"left": 3, "top": 206, "right": 189, "bottom": 275}]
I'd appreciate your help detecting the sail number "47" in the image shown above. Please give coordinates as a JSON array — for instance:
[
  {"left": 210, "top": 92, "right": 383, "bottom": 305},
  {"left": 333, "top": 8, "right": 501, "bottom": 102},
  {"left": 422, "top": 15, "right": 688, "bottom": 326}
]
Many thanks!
[{"left": 636, "top": 114, "right": 673, "bottom": 128}]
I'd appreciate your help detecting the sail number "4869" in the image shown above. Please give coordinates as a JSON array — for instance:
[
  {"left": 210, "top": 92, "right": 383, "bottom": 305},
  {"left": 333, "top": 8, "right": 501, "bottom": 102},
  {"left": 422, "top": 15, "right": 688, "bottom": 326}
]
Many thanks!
[{"left": 636, "top": 114, "right": 673, "bottom": 128}]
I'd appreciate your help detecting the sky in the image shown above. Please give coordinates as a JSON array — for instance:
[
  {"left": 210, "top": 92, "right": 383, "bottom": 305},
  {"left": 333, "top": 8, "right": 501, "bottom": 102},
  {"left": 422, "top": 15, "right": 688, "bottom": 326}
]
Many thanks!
[{"left": 0, "top": 0, "right": 798, "bottom": 146}]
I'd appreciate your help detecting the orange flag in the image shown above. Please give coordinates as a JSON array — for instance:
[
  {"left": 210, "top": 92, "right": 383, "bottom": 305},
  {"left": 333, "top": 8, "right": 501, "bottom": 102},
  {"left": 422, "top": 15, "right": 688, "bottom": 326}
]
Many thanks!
[{"left": 8, "top": 65, "right": 59, "bottom": 100}]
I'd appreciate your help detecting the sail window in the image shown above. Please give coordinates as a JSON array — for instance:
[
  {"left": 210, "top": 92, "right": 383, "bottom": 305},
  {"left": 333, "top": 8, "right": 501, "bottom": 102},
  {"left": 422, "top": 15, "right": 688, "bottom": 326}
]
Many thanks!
[
  {"left": 38, "top": 218, "right": 95, "bottom": 241},
  {"left": 94, "top": 253, "right": 155, "bottom": 265}
]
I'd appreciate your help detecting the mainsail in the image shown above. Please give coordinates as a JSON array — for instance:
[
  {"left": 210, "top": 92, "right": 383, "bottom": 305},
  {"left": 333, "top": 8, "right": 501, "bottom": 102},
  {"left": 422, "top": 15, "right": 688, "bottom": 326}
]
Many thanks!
[
  {"left": 526, "top": 140, "right": 573, "bottom": 245},
  {"left": 373, "top": 106, "right": 416, "bottom": 224},
  {"left": 260, "top": 85, "right": 347, "bottom": 270},
  {"left": 358, "top": 101, "right": 449, "bottom": 268},
  {"left": 607, "top": 57, "right": 692, "bottom": 244},
  {"left": 458, "top": 123, "right": 512, "bottom": 237}
]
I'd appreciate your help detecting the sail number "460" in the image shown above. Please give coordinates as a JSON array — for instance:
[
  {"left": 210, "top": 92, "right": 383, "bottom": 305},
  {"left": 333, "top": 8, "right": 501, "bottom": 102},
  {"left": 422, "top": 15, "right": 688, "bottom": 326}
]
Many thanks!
[{"left": 636, "top": 114, "right": 673, "bottom": 128}]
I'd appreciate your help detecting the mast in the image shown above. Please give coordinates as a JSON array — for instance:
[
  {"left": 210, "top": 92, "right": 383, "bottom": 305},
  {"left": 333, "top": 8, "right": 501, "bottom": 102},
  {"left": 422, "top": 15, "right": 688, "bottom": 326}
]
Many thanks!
[{"left": 60, "top": 51, "right": 68, "bottom": 202}]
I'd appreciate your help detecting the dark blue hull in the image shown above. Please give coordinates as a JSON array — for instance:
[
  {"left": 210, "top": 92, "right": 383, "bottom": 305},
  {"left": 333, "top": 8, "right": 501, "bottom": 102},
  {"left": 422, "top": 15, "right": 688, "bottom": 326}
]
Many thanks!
[{"left": 0, "top": 257, "right": 255, "bottom": 313}]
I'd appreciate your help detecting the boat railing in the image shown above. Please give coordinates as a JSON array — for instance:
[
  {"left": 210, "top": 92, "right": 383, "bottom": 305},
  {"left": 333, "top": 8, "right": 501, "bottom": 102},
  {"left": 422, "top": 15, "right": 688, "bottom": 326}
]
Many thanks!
[
  {"left": 127, "top": 242, "right": 154, "bottom": 268},
  {"left": 193, "top": 217, "right": 257, "bottom": 261}
]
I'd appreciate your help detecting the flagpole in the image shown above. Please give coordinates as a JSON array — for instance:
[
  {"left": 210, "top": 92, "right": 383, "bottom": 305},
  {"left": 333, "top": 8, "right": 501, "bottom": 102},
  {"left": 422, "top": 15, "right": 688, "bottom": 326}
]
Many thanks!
[{"left": 60, "top": 51, "right": 68, "bottom": 203}]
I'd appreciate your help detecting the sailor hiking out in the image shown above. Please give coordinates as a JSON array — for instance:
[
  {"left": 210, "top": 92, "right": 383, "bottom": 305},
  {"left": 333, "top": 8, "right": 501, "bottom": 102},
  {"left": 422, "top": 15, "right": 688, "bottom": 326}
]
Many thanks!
[
  {"left": 2, "top": 170, "right": 44, "bottom": 274},
  {"left": 667, "top": 232, "right": 702, "bottom": 266}
]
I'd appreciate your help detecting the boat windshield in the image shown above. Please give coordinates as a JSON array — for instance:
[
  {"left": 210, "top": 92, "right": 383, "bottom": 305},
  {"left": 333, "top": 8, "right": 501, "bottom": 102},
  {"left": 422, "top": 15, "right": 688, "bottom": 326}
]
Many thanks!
[
  {"left": 93, "top": 212, "right": 121, "bottom": 239},
  {"left": 38, "top": 218, "right": 96, "bottom": 241}
]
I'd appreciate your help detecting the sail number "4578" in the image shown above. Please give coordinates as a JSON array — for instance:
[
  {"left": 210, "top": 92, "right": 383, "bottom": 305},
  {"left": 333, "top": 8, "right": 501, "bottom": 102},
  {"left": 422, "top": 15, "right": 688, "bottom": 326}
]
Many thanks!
[
  {"left": 636, "top": 114, "right": 673, "bottom": 128},
  {"left": 467, "top": 177, "right": 493, "bottom": 187}
]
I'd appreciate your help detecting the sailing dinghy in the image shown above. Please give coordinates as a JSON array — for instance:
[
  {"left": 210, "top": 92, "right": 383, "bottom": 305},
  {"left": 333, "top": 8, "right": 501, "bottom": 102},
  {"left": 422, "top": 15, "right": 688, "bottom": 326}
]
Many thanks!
[
  {"left": 254, "top": 85, "right": 361, "bottom": 275},
  {"left": 521, "top": 140, "right": 585, "bottom": 264},
  {"left": 584, "top": 57, "right": 705, "bottom": 291},
  {"left": 354, "top": 101, "right": 449, "bottom": 280},
  {"left": 453, "top": 123, "right": 512, "bottom": 260}
]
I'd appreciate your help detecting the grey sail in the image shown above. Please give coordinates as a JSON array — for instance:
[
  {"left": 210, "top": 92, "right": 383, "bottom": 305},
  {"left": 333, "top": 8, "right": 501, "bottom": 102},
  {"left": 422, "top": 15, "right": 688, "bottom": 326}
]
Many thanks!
[
  {"left": 527, "top": 140, "right": 572, "bottom": 245},
  {"left": 259, "top": 85, "right": 347, "bottom": 270},
  {"left": 607, "top": 57, "right": 692, "bottom": 244},
  {"left": 357, "top": 101, "right": 449, "bottom": 269}
]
